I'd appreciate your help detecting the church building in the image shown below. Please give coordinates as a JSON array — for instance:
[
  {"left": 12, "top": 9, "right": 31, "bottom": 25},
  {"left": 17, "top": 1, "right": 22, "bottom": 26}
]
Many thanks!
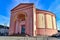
[{"left": 9, "top": 3, "right": 58, "bottom": 36}]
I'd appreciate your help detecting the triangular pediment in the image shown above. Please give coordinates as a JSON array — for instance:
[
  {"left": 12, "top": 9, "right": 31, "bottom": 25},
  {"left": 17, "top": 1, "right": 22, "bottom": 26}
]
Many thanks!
[{"left": 11, "top": 3, "right": 34, "bottom": 11}]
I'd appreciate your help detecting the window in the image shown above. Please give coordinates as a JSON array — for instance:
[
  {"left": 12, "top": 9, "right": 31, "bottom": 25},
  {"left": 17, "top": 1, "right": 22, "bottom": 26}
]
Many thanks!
[{"left": 37, "top": 14, "right": 45, "bottom": 28}]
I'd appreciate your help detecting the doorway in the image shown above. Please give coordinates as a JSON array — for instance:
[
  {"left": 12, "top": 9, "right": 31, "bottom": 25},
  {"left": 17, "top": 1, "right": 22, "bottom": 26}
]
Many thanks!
[{"left": 21, "top": 25, "right": 25, "bottom": 36}]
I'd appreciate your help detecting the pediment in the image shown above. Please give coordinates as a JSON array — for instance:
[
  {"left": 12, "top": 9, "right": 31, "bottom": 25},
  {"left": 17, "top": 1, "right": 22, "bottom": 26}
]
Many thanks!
[{"left": 11, "top": 3, "right": 34, "bottom": 11}]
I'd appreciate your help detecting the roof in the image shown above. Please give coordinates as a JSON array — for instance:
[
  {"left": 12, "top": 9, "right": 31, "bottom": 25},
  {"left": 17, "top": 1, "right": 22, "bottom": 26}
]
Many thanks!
[
  {"left": 36, "top": 9, "right": 56, "bottom": 16},
  {"left": 36, "top": 9, "right": 53, "bottom": 13},
  {"left": 11, "top": 3, "right": 34, "bottom": 11}
]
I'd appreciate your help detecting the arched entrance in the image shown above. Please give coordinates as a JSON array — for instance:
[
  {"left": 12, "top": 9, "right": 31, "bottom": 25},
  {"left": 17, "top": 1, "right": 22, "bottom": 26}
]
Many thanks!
[
  {"left": 17, "top": 14, "right": 25, "bottom": 21},
  {"left": 17, "top": 13, "right": 26, "bottom": 36}
]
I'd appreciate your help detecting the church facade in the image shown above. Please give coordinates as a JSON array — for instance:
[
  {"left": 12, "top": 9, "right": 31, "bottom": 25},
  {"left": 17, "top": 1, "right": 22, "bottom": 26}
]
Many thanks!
[{"left": 9, "top": 3, "right": 58, "bottom": 36}]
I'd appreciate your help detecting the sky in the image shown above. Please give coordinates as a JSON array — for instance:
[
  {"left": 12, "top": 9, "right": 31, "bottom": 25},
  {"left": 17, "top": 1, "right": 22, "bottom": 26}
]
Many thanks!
[{"left": 0, "top": 0, "right": 60, "bottom": 30}]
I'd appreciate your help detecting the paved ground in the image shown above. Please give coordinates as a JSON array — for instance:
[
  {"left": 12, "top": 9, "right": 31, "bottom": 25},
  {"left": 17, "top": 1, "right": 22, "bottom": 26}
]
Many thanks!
[{"left": 0, "top": 36, "right": 59, "bottom": 40}]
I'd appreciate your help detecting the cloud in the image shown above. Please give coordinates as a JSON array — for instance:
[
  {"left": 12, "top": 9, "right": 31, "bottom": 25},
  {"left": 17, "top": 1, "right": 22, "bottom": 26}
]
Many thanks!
[
  {"left": 48, "top": 0, "right": 60, "bottom": 30},
  {"left": 14, "top": 0, "right": 43, "bottom": 9},
  {"left": 49, "top": 5, "right": 60, "bottom": 20},
  {"left": 57, "top": 20, "right": 60, "bottom": 30},
  {"left": 48, "top": 0, "right": 58, "bottom": 11},
  {"left": 48, "top": 0, "right": 60, "bottom": 12},
  {"left": 9, "top": 0, "right": 31, "bottom": 10},
  {"left": 54, "top": 5, "right": 60, "bottom": 18},
  {"left": 0, "top": 15, "right": 10, "bottom": 26},
  {"left": 14, "top": 0, "right": 30, "bottom": 3},
  {"left": 0, "top": 15, "right": 9, "bottom": 20},
  {"left": 34, "top": 0, "right": 43, "bottom": 9}
]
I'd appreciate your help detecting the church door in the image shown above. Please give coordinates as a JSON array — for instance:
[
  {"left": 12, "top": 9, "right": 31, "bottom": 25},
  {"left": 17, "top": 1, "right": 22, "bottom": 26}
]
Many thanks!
[{"left": 21, "top": 25, "right": 25, "bottom": 35}]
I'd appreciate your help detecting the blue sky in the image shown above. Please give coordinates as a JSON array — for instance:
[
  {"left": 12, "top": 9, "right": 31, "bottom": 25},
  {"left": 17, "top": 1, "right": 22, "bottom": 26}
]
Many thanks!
[{"left": 0, "top": 0, "right": 60, "bottom": 30}]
